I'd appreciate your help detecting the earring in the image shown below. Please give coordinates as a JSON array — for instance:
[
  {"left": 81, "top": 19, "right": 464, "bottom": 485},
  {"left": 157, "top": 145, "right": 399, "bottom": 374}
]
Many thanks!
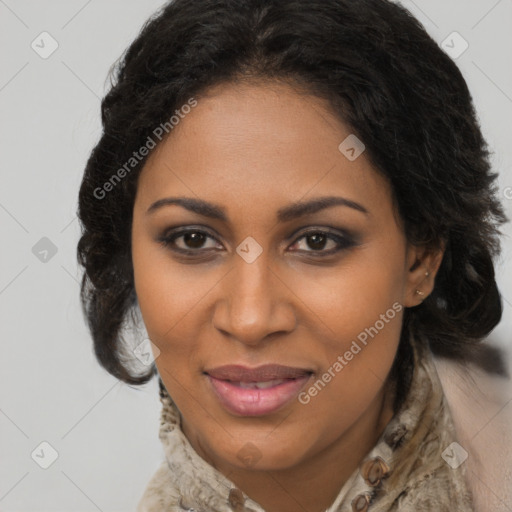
[
  {"left": 425, "top": 271, "right": 430, "bottom": 277},
  {"left": 415, "top": 290, "right": 425, "bottom": 297}
]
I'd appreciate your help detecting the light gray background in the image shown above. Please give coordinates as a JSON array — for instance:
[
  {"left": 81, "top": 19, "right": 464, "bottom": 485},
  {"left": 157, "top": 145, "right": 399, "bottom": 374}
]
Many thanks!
[{"left": 1, "top": 1, "right": 511, "bottom": 511}]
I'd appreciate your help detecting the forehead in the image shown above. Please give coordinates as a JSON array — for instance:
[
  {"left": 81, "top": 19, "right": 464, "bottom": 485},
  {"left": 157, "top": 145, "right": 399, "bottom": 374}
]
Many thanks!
[{"left": 136, "top": 80, "right": 391, "bottom": 221}]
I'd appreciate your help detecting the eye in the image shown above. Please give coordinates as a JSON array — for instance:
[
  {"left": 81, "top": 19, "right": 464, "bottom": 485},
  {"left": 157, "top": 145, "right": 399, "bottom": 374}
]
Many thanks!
[
  {"left": 289, "top": 229, "right": 355, "bottom": 256},
  {"left": 158, "top": 226, "right": 356, "bottom": 258},
  {"left": 158, "top": 228, "right": 221, "bottom": 254}
]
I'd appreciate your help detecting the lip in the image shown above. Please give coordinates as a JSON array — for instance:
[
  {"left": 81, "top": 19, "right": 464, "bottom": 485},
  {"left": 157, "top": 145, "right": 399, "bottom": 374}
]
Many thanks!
[
  {"left": 205, "top": 364, "right": 313, "bottom": 416},
  {"left": 206, "top": 364, "right": 312, "bottom": 381}
]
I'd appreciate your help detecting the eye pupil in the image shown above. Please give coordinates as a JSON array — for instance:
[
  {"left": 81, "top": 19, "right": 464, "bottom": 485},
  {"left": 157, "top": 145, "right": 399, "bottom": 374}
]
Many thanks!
[
  {"left": 307, "top": 233, "right": 327, "bottom": 250},
  {"left": 184, "top": 232, "right": 206, "bottom": 248}
]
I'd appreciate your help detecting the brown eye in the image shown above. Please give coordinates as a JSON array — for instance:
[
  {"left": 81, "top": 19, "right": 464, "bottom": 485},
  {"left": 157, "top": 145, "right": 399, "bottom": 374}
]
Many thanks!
[
  {"left": 289, "top": 230, "right": 355, "bottom": 255},
  {"left": 303, "top": 233, "right": 331, "bottom": 251},
  {"left": 181, "top": 231, "right": 208, "bottom": 249},
  {"left": 159, "top": 228, "right": 221, "bottom": 253},
  {"left": 158, "top": 226, "right": 356, "bottom": 259}
]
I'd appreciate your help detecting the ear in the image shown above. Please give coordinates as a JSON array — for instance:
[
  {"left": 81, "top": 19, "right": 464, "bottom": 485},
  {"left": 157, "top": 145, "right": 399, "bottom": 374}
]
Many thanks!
[{"left": 403, "top": 241, "right": 445, "bottom": 307}]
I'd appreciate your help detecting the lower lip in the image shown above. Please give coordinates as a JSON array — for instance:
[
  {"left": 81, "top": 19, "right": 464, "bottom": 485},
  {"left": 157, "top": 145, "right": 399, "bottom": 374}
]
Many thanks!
[{"left": 206, "top": 374, "right": 312, "bottom": 416}]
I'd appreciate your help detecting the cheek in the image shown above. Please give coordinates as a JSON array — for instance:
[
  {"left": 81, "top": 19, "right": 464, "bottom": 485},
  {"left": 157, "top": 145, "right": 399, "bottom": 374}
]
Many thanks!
[
  {"left": 290, "top": 241, "right": 405, "bottom": 341},
  {"left": 132, "top": 259, "right": 203, "bottom": 399},
  {"left": 131, "top": 227, "right": 200, "bottom": 353},
  {"left": 297, "top": 289, "right": 402, "bottom": 440},
  {"left": 291, "top": 242, "right": 405, "bottom": 407}
]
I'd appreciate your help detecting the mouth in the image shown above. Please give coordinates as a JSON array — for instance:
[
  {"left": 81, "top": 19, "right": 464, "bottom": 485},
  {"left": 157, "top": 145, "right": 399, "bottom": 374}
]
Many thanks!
[{"left": 204, "top": 364, "right": 313, "bottom": 416}]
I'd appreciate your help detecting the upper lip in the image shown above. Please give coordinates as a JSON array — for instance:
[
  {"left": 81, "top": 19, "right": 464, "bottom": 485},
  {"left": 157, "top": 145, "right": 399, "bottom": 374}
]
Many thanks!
[{"left": 205, "top": 364, "right": 312, "bottom": 382}]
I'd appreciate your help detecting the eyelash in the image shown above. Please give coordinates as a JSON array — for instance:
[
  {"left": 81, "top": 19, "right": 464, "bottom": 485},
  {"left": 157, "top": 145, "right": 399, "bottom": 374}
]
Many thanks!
[{"left": 157, "top": 226, "right": 357, "bottom": 258}]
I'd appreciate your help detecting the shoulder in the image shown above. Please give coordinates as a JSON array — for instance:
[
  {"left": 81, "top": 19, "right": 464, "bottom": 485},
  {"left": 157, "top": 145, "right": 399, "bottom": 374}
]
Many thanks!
[{"left": 433, "top": 353, "right": 512, "bottom": 512}]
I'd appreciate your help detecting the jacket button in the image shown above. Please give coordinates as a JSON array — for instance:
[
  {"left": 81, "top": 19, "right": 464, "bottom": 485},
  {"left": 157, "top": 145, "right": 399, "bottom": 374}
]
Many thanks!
[
  {"left": 351, "top": 492, "right": 371, "bottom": 511},
  {"left": 178, "top": 496, "right": 197, "bottom": 511},
  {"left": 360, "top": 456, "right": 390, "bottom": 487},
  {"left": 228, "top": 488, "right": 246, "bottom": 511}
]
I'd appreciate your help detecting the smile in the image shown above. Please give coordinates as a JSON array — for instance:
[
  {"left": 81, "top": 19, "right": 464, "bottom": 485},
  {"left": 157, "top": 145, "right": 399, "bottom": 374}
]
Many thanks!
[{"left": 204, "top": 364, "right": 313, "bottom": 416}]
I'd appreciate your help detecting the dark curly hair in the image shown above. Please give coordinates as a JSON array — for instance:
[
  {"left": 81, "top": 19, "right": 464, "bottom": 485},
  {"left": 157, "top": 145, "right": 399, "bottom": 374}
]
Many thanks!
[{"left": 77, "top": 0, "right": 509, "bottom": 411}]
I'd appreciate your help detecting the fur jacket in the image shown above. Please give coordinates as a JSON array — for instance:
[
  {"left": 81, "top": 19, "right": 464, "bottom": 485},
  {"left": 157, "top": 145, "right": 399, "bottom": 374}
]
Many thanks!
[{"left": 136, "top": 334, "right": 512, "bottom": 512}]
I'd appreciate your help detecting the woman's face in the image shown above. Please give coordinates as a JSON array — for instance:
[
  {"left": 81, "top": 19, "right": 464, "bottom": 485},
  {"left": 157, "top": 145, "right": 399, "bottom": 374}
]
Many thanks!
[{"left": 131, "top": 80, "right": 428, "bottom": 473}]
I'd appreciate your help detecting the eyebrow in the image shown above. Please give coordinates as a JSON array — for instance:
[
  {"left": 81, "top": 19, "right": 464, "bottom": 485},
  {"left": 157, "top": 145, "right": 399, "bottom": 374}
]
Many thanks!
[{"left": 146, "top": 195, "right": 369, "bottom": 222}]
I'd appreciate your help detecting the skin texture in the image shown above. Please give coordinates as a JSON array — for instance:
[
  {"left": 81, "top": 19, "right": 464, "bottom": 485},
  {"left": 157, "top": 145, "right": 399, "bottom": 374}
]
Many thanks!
[{"left": 131, "top": 80, "right": 444, "bottom": 512}]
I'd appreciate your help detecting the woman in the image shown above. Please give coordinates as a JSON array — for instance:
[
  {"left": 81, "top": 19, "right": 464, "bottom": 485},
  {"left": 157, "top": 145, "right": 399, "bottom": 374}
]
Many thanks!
[{"left": 76, "top": 0, "right": 511, "bottom": 510}]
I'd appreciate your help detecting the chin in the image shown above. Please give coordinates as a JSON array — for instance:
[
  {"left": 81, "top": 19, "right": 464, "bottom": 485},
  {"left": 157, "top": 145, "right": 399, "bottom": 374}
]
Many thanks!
[{"left": 213, "top": 433, "right": 310, "bottom": 472}]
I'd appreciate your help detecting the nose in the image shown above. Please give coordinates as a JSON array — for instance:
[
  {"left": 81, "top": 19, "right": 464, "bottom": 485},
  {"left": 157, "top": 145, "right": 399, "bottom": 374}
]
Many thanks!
[{"left": 212, "top": 251, "right": 297, "bottom": 347}]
